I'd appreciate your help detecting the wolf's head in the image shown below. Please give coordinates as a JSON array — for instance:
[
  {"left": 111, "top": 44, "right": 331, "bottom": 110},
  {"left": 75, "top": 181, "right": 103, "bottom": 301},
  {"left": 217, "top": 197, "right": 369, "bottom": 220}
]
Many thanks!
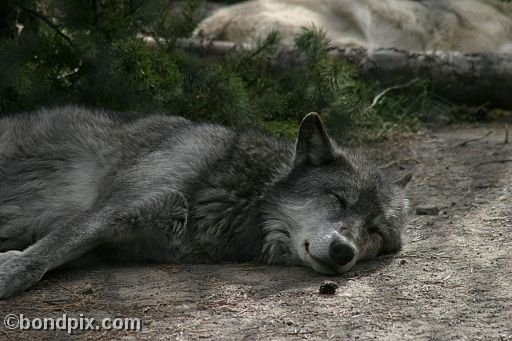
[{"left": 261, "top": 113, "right": 411, "bottom": 274}]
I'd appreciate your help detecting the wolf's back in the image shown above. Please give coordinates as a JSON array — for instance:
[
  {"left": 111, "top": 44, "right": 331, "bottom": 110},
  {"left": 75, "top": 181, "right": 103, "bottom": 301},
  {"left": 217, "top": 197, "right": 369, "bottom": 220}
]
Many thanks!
[{"left": 0, "top": 106, "right": 121, "bottom": 159}]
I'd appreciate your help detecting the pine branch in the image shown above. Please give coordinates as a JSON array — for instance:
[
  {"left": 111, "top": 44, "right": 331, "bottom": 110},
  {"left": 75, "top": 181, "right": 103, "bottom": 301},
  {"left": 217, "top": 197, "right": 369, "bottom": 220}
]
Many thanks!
[{"left": 19, "top": 6, "right": 75, "bottom": 49}]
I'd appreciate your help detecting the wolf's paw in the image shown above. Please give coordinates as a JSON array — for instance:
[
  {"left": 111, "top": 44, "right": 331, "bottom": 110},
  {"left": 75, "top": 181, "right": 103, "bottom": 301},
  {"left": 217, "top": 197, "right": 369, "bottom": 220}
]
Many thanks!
[
  {"left": 0, "top": 250, "right": 22, "bottom": 264},
  {"left": 124, "top": 190, "right": 189, "bottom": 239},
  {"left": 0, "top": 253, "right": 46, "bottom": 299}
]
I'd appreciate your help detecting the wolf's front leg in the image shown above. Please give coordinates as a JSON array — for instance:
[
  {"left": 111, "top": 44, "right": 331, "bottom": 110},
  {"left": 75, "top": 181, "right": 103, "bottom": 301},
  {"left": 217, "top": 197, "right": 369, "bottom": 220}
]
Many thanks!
[
  {"left": 0, "top": 211, "right": 112, "bottom": 299},
  {"left": 0, "top": 190, "right": 188, "bottom": 299}
]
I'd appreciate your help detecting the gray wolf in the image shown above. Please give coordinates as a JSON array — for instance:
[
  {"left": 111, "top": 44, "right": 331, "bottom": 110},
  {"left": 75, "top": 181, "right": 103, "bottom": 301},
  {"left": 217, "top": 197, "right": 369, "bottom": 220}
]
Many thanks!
[
  {"left": 195, "top": 0, "right": 512, "bottom": 53},
  {"left": 0, "top": 107, "right": 410, "bottom": 298}
]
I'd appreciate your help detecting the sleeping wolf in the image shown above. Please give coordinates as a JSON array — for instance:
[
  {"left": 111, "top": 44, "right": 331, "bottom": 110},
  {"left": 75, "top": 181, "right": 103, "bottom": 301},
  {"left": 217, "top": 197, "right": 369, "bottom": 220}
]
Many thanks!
[
  {"left": 0, "top": 107, "right": 410, "bottom": 298},
  {"left": 195, "top": 0, "right": 512, "bottom": 53}
]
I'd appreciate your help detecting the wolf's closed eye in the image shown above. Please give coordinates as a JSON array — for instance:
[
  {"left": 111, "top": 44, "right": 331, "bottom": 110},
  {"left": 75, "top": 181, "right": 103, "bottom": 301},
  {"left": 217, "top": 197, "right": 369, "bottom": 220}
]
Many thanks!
[{"left": 330, "top": 193, "right": 348, "bottom": 210}]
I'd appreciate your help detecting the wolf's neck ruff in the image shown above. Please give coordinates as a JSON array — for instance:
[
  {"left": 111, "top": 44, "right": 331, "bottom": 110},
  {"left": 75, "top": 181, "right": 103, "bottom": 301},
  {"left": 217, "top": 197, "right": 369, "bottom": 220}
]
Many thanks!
[{"left": 179, "top": 129, "right": 296, "bottom": 263}]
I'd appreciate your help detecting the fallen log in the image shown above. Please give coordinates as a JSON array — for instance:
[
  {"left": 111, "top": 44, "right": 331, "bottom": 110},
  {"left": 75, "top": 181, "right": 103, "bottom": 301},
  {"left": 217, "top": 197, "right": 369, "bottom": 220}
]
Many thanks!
[
  {"left": 170, "top": 38, "right": 512, "bottom": 109},
  {"left": 334, "top": 47, "right": 512, "bottom": 109}
]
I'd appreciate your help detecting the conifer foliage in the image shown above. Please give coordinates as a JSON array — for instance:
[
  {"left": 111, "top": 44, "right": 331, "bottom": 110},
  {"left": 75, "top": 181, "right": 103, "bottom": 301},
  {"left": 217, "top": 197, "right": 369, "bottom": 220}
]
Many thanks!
[{"left": 0, "top": 0, "right": 444, "bottom": 139}]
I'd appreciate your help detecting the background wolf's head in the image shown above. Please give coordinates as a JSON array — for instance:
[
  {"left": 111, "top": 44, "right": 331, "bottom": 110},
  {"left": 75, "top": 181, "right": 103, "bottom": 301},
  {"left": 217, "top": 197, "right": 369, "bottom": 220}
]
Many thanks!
[{"left": 261, "top": 113, "right": 411, "bottom": 274}]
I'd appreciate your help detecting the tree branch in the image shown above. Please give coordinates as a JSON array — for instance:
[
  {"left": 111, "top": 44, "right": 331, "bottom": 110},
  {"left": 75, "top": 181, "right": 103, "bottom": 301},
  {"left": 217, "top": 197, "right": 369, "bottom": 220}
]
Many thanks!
[
  {"left": 19, "top": 6, "right": 75, "bottom": 49},
  {"left": 368, "top": 78, "right": 419, "bottom": 109}
]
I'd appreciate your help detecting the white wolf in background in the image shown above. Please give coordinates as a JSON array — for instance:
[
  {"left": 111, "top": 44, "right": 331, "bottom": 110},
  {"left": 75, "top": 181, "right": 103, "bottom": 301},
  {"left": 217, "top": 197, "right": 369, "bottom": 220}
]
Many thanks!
[{"left": 195, "top": 0, "right": 512, "bottom": 53}]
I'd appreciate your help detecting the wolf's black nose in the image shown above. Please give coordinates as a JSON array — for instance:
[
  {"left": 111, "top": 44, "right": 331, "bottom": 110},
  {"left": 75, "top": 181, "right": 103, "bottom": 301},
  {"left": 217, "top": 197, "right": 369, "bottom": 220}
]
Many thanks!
[{"left": 329, "top": 240, "right": 355, "bottom": 266}]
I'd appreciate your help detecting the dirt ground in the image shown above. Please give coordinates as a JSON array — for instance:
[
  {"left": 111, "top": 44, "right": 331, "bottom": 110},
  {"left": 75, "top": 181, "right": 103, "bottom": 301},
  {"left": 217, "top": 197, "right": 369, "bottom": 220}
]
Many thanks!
[{"left": 0, "top": 123, "right": 511, "bottom": 340}]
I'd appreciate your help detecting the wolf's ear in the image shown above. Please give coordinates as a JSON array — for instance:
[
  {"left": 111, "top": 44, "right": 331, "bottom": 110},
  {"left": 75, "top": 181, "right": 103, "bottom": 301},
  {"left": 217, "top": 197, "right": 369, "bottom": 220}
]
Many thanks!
[
  {"left": 295, "top": 112, "right": 336, "bottom": 166},
  {"left": 395, "top": 173, "right": 413, "bottom": 188}
]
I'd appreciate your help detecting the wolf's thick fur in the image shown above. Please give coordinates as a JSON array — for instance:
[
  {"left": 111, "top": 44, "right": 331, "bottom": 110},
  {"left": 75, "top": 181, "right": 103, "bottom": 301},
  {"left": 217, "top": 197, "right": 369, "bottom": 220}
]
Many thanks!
[
  {"left": 195, "top": 0, "right": 512, "bottom": 53},
  {"left": 0, "top": 107, "right": 409, "bottom": 298}
]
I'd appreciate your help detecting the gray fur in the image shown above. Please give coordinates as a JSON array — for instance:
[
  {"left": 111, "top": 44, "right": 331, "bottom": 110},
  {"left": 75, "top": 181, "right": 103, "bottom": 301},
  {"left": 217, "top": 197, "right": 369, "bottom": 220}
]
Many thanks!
[{"left": 0, "top": 107, "right": 410, "bottom": 298}]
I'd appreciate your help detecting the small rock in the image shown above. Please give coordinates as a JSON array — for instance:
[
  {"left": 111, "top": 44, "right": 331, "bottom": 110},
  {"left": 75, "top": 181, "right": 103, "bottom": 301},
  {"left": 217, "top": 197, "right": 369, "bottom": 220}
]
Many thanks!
[
  {"left": 81, "top": 284, "right": 94, "bottom": 295},
  {"left": 416, "top": 205, "right": 440, "bottom": 216},
  {"left": 398, "top": 259, "right": 407, "bottom": 265},
  {"left": 319, "top": 280, "right": 339, "bottom": 295}
]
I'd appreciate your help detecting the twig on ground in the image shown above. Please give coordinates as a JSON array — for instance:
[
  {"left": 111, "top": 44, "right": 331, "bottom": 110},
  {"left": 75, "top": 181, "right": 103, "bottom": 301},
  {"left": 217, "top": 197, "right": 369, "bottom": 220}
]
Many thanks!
[
  {"left": 453, "top": 130, "right": 494, "bottom": 148},
  {"left": 368, "top": 78, "right": 420, "bottom": 110},
  {"left": 379, "top": 158, "right": 420, "bottom": 169},
  {"left": 471, "top": 159, "right": 512, "bottom": 170},
  {"left": 409, "top": 217, "right": 423, "bottom": 224},
  {"left": 443, "top": 272, "right": 453, "bottom": 282},
  {"left": 504, "top": 124, "right": 509, "bottom": 145},
  {"left": 482, "top": 217, "right": 510, "bottom": 221},
  {"left": 282, "top": 330, "right": 327, "bottom": 335}
]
